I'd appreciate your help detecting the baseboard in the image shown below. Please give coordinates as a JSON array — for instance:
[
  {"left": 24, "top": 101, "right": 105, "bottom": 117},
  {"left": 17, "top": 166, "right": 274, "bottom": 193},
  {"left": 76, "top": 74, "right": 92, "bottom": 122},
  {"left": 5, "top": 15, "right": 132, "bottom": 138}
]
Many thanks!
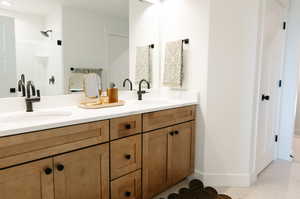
[{"left": 192, "top": 170, "right": 252, "bottom": 187}]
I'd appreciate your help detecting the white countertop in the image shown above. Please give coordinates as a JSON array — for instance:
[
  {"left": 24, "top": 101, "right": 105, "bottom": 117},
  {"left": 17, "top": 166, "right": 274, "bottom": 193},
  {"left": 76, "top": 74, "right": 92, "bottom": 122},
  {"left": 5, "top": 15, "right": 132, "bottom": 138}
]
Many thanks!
[{"left": 0, "top": 98, "right": 197, "bottom": 138}]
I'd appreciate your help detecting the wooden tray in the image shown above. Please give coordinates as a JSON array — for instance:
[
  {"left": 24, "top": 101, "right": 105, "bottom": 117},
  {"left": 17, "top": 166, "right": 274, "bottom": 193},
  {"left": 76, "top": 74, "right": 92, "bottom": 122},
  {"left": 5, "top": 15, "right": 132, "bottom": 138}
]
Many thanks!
[{"left": 79, "top": 100, "right": 125, "bottom": 109}]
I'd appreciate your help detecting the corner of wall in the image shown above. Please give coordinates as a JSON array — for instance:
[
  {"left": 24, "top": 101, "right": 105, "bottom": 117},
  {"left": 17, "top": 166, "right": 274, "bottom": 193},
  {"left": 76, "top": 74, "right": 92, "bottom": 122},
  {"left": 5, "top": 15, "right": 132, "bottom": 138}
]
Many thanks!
[{"left": 193, "top": 170, "right": 252, "bottom": 187}]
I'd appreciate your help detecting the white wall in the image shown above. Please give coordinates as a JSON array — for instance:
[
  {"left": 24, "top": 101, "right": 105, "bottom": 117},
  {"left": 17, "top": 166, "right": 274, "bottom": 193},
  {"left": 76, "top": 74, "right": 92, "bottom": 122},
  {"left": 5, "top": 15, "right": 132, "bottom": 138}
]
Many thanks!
[
  {"left": 279, "top": 0, "right": 300, "bottom": 159},
  {"left": 129, "top": 0, "right": 161, "bottom": 89},
  {"left": 205, "top": 0, "right": 261, "bottom": 186},
  {"left": 130, "top": 0, "right": 264, "bottom": 186},
  {"left": 63, "top": 6, "right": 129, "bottom": 91},
  {"left": 158, "top": 0, "right": 210, "bottom": 184}
]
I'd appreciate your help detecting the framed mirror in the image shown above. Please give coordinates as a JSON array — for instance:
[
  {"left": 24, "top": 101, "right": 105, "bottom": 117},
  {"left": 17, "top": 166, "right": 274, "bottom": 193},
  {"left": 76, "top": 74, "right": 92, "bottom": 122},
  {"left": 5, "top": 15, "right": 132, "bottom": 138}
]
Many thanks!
[{"left": 0, "top": 0, "right": 130, "bottom": 98}]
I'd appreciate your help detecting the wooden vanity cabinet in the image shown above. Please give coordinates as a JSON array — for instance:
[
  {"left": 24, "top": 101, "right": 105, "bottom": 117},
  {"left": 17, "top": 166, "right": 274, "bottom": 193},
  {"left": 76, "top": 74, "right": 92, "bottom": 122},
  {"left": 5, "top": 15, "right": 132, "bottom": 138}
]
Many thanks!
[
  {"left": 0, "top": 144, "right": 110, "bottom": 199},
  {"left": 110, "top": 135, "right": 142, "bottom": 179},
  {"left": 142, "top": 121, "right": 195, "bottom": 199},
  {"left": 53, "top": 144, "right": 109, "bottom": 199},
  {"left": 143, "top": 106, "right": 195, "bottom": 132},
  {"left": 142, "top": 128, "right": 169, "bottom": 199},
  {"left": 111, "top": 170, "right": 141, "bottom": 199},
  {"left": 0, "top": 158, "right": 54, "bottom": 199},
  {"left": 168, "top": 122, "right": 195, "bottom": 184},
  {"left": 0, "top": 105, "right": 195, "bottom": 199}
]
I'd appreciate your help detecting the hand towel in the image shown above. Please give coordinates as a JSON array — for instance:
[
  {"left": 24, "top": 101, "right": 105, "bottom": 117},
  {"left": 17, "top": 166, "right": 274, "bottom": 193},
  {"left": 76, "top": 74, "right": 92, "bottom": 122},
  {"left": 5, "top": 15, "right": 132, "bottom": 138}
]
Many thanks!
[
  {"left": 163, "top": 40, "right": 184, "bottom": 88},
  {"left": 69, "top": 68, "right": 103, "bottom": 93},
  {"left": 135, "top": 46, "right": 152, "bottom": 86},
  {"left": 68, "top": 73, "right": 85, "bottom": 92}
]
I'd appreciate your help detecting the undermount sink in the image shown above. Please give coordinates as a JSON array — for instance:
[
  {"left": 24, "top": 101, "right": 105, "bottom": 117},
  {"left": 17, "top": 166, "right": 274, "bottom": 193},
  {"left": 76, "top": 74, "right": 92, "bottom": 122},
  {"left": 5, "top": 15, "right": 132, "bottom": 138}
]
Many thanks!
[
  {"left": 126, "top": 99, "right": 173, "bottom": 106},
  {"left": 0, "top": 110, "right": 73, "bottom": 124}
]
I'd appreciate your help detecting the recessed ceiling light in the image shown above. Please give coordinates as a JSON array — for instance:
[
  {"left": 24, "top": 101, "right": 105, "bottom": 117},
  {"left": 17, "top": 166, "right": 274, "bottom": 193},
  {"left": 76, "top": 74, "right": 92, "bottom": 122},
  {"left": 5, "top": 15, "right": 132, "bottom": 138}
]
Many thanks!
[{"left": 1, "top": 0, "right": 12, "bottom": 7}]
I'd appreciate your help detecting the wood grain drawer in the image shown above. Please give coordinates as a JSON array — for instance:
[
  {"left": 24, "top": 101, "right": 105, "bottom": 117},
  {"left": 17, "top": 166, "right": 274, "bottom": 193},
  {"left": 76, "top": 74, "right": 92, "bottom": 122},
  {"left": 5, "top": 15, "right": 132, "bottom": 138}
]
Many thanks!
[
  {"left": 110, "top": 114, "right": 141, "bottom": 140},
  {"left": 143, "top": 106, "right": 196, "bottom": 132},
  {"left": 0, "top": 120, "right": 109, "bottom": 169},
  {"left": 111, "top": 170, "right": 141, "bottom": 199},
  {"left": 110, "top": 135, "right": 141, "bottom": 179}
]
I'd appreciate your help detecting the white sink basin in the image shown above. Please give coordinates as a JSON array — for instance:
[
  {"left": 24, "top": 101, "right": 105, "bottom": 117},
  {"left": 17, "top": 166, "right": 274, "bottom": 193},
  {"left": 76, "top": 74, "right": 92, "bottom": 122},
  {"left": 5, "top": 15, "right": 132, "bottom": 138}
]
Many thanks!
[
  {"left": 126, "top": 99, "right": 173, "bottom": 106},
  {"left": 0, "top": 110, "right": 73, "bottom": 124}
]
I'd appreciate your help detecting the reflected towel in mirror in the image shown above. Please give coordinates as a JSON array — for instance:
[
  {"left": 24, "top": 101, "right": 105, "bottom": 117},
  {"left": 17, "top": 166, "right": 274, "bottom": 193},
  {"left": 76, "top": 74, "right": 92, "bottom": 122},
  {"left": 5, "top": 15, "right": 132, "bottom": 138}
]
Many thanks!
[
  {"left": 69, "top": 73, "right": 85, "bottom": 92},
  {"left": 68, "top": 68, "right": 103, "bottom": 93},
  {"left": 135, "top": 46, "right": 152, "bottom": 86}
]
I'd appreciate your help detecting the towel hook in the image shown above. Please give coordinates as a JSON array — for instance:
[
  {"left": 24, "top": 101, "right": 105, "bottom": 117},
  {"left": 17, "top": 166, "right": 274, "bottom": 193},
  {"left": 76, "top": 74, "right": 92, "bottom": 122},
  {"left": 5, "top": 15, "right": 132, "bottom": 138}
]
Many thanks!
[{"left": 183, "top": 39, "right": 189, "bottom": 44}]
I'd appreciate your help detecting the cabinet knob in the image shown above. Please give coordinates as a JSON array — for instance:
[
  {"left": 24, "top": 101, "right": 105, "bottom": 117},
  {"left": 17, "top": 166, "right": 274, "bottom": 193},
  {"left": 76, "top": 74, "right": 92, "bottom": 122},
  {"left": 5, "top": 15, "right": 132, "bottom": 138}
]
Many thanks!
[
  {"left": 125, "top": 154, "right": 131, "bottom": 160},
  {"left": 56, "top": 164, "right": 65, "bottom": 171},
  {"left": 44, "top": 168, "right": 53, "bottom": 175},
  {"left": 125, "top": 124, "right": 132, "bottom": 129},
  {"left": 174, "top": 130, "right": 179, "bottom": 135},
  {"left": 170, "top": 132, "right": 174, "bottom": 136},
  {"left": 124, "top": 191, "right": 131, "bottom": 197}
]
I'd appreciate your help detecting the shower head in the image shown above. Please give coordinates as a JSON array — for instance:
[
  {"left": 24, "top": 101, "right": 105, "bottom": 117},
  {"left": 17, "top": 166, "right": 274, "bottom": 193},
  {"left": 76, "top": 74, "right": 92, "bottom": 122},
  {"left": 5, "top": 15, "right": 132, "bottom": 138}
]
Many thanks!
[{"left": 40, "top": 30, "right": 53, "bottom": 37}]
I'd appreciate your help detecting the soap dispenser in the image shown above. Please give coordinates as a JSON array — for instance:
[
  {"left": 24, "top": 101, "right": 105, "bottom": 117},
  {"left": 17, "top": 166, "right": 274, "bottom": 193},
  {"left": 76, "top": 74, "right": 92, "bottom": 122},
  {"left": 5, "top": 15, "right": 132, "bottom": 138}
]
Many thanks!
[{"left": 107, "top": 82, "right": 118, "bottom": 103}]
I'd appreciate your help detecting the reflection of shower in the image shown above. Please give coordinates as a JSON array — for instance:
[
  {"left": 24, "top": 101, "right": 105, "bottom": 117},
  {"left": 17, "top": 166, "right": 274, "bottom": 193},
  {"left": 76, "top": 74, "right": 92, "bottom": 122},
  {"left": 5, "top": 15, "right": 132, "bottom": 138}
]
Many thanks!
[{"left": 40, "top": 30, "right": 53, "bottom": 37}]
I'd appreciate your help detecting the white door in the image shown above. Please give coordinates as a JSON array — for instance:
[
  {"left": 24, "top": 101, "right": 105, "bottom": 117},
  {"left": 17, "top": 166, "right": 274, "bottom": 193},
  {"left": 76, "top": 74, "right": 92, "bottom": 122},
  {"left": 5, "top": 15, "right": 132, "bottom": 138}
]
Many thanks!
[
  {"left": 255, "top": 0, "right": 287, "bottom": 174},
  {"left": 0, "top": 16, "right": 17, "bottom": 98},
  {"left": 107, "top": 34, "right": 129, "bottom": 88}
]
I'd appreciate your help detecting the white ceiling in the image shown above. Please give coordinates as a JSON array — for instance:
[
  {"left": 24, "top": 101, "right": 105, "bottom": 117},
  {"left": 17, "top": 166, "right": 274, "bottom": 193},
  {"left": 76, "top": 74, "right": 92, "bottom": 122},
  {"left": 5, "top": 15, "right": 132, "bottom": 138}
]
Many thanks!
[{"left": 0, "top": 0, "right": 129, "bottom": 19}]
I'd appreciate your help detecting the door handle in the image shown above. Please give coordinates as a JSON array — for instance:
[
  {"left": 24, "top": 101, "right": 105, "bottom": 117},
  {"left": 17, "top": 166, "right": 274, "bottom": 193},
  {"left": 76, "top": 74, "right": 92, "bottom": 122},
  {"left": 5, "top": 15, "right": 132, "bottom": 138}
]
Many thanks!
[
  {"left": 56, "top": 164, "right": 65, "bottom": 171},
  {"left": 125, "top": 124, "right": 131, "bottom": 129},
  {"left": 44, "top": 168, "right": 53, "bottom": 175},
  {"left": 124, "top": 154, "right": 131, "bottom": 160},
  {"left": 261, "top": 94, "right": 270, "bottom": 101}
]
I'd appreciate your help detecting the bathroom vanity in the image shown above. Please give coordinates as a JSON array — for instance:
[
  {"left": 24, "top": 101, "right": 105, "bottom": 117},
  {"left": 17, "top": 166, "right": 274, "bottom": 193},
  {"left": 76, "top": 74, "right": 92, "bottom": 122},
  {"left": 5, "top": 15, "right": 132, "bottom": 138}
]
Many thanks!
[{"left": 0, "top": 104, "right": 196, "bottom": 199}]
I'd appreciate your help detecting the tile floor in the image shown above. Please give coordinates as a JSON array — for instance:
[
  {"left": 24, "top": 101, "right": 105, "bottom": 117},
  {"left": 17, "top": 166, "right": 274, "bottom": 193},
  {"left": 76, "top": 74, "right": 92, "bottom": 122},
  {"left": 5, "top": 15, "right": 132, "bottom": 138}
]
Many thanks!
[{"left": 155, "top": 160, "right": 300, "bottom": 199}]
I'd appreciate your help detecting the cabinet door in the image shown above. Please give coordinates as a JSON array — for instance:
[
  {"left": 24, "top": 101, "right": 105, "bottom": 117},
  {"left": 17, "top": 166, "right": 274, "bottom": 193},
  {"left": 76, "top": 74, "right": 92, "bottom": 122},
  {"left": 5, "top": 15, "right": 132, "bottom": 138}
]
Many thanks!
[
  {"left": 168, "top": 122, "right": 195, "bottom": 185},
  {"left": 0, "top": 158, "right": 54, "bottom": 199},
  {"left": 142, "top": 128, "right": 169, "bottom": 199},
  {"left": 53, "top": 144, "right": 109, "bottom": 199}
]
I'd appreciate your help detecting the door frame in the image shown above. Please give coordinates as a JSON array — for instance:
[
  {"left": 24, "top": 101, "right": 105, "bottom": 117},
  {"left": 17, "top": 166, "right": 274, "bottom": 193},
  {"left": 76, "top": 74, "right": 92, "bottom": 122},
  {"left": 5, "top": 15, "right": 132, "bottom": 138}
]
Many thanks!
[{"left": 251, "top": 0, "right": 289, "bottom": 176}]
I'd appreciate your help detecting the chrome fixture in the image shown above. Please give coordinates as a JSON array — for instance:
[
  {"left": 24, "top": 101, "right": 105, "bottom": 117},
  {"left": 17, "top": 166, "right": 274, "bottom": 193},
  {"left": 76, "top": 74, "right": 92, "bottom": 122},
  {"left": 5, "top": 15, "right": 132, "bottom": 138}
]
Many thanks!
[
  {"left": 137, "top": 79, "right": 150, "bottom": 101},
  {"left": 17, "top": 74, "right": 26, "bottom": 97},
  {"left": 123, "top": 78, "right": 133, "bottom": 91},
  {"left": 25, "top": 81, "right": 40, "bottom": 112},
  {"left": 40, "top": 30, "right": 53, "bottom": 37}
]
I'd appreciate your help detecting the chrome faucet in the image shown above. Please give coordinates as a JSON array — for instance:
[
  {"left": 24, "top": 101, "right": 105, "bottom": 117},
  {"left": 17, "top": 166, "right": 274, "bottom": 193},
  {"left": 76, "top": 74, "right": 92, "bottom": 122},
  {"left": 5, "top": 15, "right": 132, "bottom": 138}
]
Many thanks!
[
  {"left": 137, "top": 79, "right": 150, "bottom": 100},
  {"left": 18, "top": 74, "right": 26, "bottom": 97},
  {"left": 123, "top": 78, "right": 133, "bottom": 91},
  {"left": 25, "top": 81, "right": 41, "bottom": 112}
]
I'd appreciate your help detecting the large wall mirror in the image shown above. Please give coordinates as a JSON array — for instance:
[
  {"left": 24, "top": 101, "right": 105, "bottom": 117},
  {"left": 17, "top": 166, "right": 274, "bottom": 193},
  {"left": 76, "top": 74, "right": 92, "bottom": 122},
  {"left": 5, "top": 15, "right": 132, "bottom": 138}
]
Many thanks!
[{"left": 0, "top": 0, "right": 131, "bottom": 98}]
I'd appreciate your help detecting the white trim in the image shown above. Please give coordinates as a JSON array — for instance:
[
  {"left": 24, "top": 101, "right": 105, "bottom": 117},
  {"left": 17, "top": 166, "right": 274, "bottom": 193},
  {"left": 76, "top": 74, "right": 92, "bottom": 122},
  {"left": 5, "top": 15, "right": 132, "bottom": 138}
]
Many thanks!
[{"left": 192, "top": 170, "right": 252, "bottom": 187}]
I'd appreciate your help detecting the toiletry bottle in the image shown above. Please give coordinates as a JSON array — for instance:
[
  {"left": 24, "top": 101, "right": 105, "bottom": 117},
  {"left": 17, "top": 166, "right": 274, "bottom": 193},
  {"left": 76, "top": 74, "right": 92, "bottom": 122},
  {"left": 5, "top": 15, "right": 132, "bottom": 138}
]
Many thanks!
[{"left": 107, "top": 83, "right": 118, "bottom": 103}]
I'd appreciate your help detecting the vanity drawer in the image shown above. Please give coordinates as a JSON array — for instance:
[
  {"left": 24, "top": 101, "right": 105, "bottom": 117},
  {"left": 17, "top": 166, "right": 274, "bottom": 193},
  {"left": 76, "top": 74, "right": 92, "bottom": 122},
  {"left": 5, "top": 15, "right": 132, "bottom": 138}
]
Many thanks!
[
  {"left": 111, "top": 170, "right": 141, "bottom": 199},
  {"left": 110, "top": 114, "right": 142, "bottom": 140},
  {"left": 0, "top": 120, "right": 109, "bottom": 169},
  {"left": 143, "top": 106, "right": 196, "bottom": 132},
  {"left": 110, "top": 135, "right": 142, "bottom": 179}
]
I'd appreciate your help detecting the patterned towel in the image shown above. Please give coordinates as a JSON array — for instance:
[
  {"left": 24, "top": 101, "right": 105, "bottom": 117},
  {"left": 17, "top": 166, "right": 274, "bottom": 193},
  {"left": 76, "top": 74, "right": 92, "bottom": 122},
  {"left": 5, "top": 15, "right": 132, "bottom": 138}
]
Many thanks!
[
  {"left": 135, "top": 46, "right": 152, "bottom": 86},
  {"left": 163, "top": 40, "right": 184, "bottom": 88}
]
